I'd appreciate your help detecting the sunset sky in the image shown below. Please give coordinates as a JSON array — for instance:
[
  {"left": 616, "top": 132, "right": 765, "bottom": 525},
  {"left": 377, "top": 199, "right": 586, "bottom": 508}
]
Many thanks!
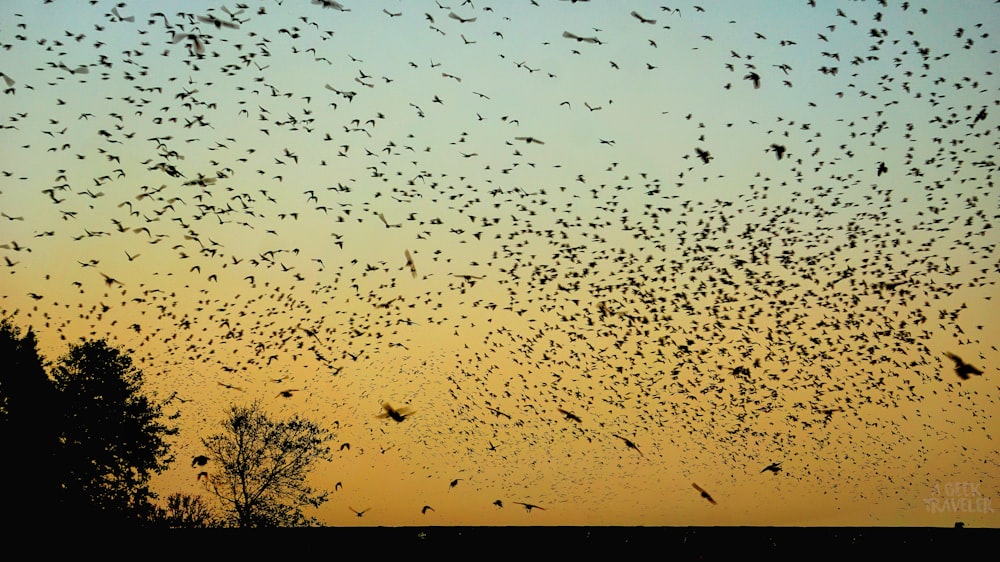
[{"left": 1, "top": 0, "right": 997, "bottom": 527}]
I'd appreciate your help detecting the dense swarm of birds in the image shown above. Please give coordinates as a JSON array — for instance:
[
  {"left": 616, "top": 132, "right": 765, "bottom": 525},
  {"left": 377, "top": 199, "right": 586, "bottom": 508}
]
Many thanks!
[{"left": 0, "top": 0, "right": 997, "bottom": 526}]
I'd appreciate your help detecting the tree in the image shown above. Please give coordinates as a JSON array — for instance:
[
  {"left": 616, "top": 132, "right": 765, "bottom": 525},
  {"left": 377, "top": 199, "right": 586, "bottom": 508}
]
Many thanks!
[
  {"left": 201, "top": 400, "right": 334, "bottom": 527},
  {"left": 152, "top": 492, "right": 218, "bottom": 528},
  {"left": 0, "top": 318, "right": 61, "bottom": 523},
  {"left": 51, "top": 338, "right": 177, "bottom": 526}
]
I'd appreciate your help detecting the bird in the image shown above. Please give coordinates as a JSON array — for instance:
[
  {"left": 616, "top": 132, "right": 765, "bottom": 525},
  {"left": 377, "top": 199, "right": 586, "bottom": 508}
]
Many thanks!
[
  {"left": 693, "top": 483, "right": 717, "bottom": 505},
  {"left": 613, "top": 434, "right": 644, "bottom": 457},
  {"left": 276, "top": 389, "right": 299, "bottom": 398},
  {"left": 349, "top": 507, "right": 370, "bottom": 517},
  {"left": 943, "top": 352, "right": 983, "bottom": 380},
  {"left": 422, "top": 505, "right": 435, "bottom": 514},
  {"left": 557, "top": 408, "right": 582, "bottom": 423},
  {"left": 191, "top": 455, "right": 209, "bottom": 467},
  {"left": 514, "top": 501, "right": 545, "bottom": 512},
  {"left": 449, "top": 478, "right": 462, "bottom": 490},
  {"left": 761, "top": 462, "right": 782, "bottom": 474},
  {"left": 448, "top": 12, "right": 476, "bottom": 23},
  {"left": 630, "top": 11, "right": 656, "bottom": 24},
  {"left": 405, "top": 249, "right": 417, "bottom": 278},
  {"left": 377, "top": 402, "right": 415, "bottom": 422}
]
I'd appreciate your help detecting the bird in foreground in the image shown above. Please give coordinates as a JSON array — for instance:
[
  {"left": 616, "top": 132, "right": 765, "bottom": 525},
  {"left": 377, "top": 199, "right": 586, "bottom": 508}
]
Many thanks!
[
  {"left": 191, "top": 455, "right": 209, "bottom": 467},
  {"left": 693, "top": 483, "right": 717, "bottom": 505},
  {"left": 694, "top": 147, "right": 712, "bottom": 164},
  {"left": 943, "top": 352, "right": 983, "bottom": 380},
  {"left": 761, "top": 462, "right": 782, "bottom": 474},
  {"left": 377, "top": 402, "right": 415, "bottom": 422},
  {"left": 405, "top": 249, "right": 417, "bottom": 278},
  {"left": 514, "top": 502, "right": 545, "bottom": 512},
  {"left": 630, "top": 11, "right": 656, "bottom": 24},
  {"left": 557, "top": 408, "right": 582, "bottom": 423},
  {"left": 769, "top": 143, "right": 787, "bottom": 160},
  {"left": 613, "top": 434, "right": 644, "bottom": 457}
]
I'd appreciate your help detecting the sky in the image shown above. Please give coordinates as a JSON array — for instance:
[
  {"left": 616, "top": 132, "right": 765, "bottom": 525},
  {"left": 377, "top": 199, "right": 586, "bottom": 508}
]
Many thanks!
[{"left": 0, "top": 0, "right": 997, "bottom": 527}]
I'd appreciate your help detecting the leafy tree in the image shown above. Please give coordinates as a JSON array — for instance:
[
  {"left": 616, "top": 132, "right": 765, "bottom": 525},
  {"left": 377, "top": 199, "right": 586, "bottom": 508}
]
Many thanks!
[
  {"left": 201, "top": 400, "right": 334, "bottom": 527},
  {"left": 51, "top": 338, "right": 177, "bottom": 526},
  {"left": 0, "top": 319, "right": 61, "bottom": 522}
]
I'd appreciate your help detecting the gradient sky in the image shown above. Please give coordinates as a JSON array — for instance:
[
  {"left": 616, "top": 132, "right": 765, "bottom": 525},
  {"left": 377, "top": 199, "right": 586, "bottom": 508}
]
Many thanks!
[{"left": 1, "top": 0, "right": 997, "bottom": 527}]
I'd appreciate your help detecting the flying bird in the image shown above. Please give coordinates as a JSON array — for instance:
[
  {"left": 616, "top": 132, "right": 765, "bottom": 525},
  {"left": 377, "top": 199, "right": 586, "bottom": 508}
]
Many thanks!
[
  {"left": 557, "top": 408, "right": 582, "bottom": 423},
  {"left": 377, "top": 402, "right": 415, "bottom": 422},
  {"left": 613, "top": 434, "right": 644, "bottom": 457},
  {"left": 694, "top": 147, "right": 713, "bottom": 164},
  {"left": 761, "top": 462, "right": 782, "bottom": 474},
  {"left": 405, "top": 249, "right": 417, "bottom": 278},
  {"left": 943, "top": 352, "right": 983, "bottom": 380},
  {"left": 448, "top": 12, "right": 476, "bottom": 23},
  {"left": 630, "top": 11, "right": 656, "bottom": 24},
  {"left": 693, "top": 483, "right": 717, "bottom": 505},
  {"left": 514, "top": 501, "right": 545, "bottom": 512}
]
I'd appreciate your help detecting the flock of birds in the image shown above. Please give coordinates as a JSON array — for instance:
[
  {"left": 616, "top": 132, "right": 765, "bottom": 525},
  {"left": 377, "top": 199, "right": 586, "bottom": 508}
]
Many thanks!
[{"left": 0, "top": 0, "right": 997, "bottom": 526}]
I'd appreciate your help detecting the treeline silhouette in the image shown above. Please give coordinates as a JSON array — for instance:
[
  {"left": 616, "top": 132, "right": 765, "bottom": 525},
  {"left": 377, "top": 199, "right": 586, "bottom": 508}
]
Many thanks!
[
  {"left": 0, "top": 318, "right": 205, "bottom": 528},
  {"left": 1, "top": 317, "right": 336, "bottom": 529}
]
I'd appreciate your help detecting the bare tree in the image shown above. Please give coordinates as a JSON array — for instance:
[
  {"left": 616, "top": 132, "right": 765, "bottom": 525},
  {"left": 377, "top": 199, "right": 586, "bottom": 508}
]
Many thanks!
[
  {"left": 201, "top": 400, "right": 334, "bottom": 527},
  {"left": 153, "top": 492, "right": 217, "bottom": 528}
]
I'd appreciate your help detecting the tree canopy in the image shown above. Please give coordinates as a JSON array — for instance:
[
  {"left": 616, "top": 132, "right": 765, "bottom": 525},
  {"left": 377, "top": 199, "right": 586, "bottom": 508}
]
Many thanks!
[
  {"left": 0, "top": 319, "right": 61, "bottom": 522},
  {"left": 0, "top": 320, "right": 177, "bottom": 527},
  {"left": 200, "top": 400, "right": 334, "bottom": 527},
  {"left": 52, "top": 338, "right": 178, "bottom": 525}
]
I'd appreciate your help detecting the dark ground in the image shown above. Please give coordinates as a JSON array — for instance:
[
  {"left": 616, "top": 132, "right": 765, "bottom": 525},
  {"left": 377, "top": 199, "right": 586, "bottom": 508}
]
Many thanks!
[{"left": 78, "top": 526, "right": 993, "bottom": 557}]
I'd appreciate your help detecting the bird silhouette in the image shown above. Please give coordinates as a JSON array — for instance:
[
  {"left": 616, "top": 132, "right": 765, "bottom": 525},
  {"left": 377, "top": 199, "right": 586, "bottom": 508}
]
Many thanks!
[
  {"left": 191, "top": 455, "right": 209, "bottom": 467},
  {"left": 943, "top": 352, "right": 983, "bottom": 380},
  {"left": 377, "top": 402, "right": 415, "bottom": 422},
  {"left": 693, "top": 483, "right": 717, "bottom": 505},
  {"left": 613, "top": 434, "right": 644, "bottom": 457},
  {"left": 761, "top": 462, "right": 782, "bottom": 474},
  {"left": 557, "top": 408, "right": 582, "bottom": 423},
  {"left": 514, "top": 501, "right": 545, "bottom": 512},
  {"left": 349, "top": 506, "right": 370, "bottom": 517}
]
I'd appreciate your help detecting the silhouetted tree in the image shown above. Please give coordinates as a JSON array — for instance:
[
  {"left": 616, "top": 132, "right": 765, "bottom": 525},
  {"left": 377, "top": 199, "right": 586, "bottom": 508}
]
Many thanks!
[
  {"left": 51, "top": 338, "right": 177, "bottom": 526},
  {"left": 201, "top": 400, "right": 334, "bottom": 527},
  {"left": 0, "top": 318, "right": 61, "bottom": 523},
  {"left": 152, "top": 492, "right": 218, "bottom": 528}
]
